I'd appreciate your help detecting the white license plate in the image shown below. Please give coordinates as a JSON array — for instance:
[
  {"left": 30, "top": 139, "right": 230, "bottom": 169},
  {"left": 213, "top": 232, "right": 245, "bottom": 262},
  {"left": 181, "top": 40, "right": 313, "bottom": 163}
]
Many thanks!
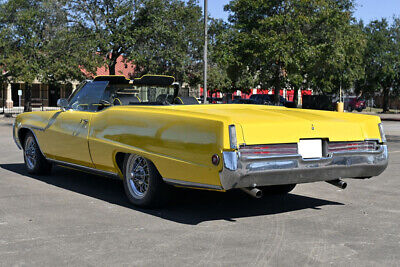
[{"left": 298, "top": 139, "right": 322, "bottom": 159}]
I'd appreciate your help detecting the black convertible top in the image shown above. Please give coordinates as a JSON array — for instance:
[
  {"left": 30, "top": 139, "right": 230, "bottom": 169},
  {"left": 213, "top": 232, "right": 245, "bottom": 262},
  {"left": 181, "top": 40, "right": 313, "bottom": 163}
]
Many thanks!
[
  {"left": 93, "top": 75, "right": 130, "bottom": 84},
  {"left": 93, "top": 74, "right": 175, "bottom": 86},
  {"left": 132, "top": 75, "right": 175, "bottom": 86}
]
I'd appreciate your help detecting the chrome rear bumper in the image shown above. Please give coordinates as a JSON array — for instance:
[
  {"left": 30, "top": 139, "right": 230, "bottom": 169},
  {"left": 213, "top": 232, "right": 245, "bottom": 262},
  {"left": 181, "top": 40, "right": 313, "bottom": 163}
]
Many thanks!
[{"left": 220, "top": 145, "right": 388, "bottom": 190}]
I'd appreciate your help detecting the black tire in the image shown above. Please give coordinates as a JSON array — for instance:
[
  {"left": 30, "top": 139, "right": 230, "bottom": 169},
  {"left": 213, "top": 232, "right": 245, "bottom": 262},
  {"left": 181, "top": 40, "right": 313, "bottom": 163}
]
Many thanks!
[
  {"left": 23, "top": 132, "right": 52, "bottom": 174},
  {"left": 260, "top": 184, "right": 296, "bottom": 195},
  {"left": 122, "top": 154, "right": 170, "bottom": 208}
]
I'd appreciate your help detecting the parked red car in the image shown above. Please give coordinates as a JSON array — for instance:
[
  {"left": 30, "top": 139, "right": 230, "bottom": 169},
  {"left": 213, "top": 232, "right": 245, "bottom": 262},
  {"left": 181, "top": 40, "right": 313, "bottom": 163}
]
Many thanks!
[{"left": 344, "top": 96, "right": 366, "bottom": 112}]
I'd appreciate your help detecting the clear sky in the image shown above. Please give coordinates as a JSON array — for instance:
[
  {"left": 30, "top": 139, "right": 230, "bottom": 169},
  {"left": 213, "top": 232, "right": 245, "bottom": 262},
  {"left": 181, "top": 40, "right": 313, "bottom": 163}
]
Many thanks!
[{"left": 198, "top": 0, "right": 400, "bottom": 23}]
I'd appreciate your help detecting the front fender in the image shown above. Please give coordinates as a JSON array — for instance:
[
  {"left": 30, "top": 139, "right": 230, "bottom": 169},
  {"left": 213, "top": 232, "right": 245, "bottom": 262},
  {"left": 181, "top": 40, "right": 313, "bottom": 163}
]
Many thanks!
[{"left": 13, "top": 111, "right": 60, "bottom": 155}]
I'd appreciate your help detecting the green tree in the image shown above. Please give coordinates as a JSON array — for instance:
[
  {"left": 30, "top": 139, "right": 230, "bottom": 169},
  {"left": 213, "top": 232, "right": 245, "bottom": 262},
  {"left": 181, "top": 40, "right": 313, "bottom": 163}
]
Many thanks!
[
  {"left": 207, "top": 19, "right": 232, "bottom": 93},
  {"left": 305, "top": 1, "right": 365, "bottom": 98},
  {"left": 0, "top": 0, "right": 99, "bottom": 111},
  {"left": 225, "top": 0, "right": 365, "bottom": 104},
  {"left": 129, "top": 0, "right": 203, "bottom": 85},
  {"left": 207, "top": 19, "right": 256, "bottom": 94},
  {"left": 66, "top": 0, "right": 139, "bottom": 75},
  {"left": 361, "top": 18, "right": 400, "bottom": 112}
]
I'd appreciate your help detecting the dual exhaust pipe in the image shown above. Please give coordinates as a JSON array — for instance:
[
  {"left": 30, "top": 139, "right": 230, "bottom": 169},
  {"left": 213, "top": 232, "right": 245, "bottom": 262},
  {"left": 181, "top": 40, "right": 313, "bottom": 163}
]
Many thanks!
[
  {"left": 326, "top": 179, "right": 347, "bottom": 189},
  {"left": 241, "top": 187, "right": 263, "bottom": 198},
  {"left": 241, "top": 179, "right": 347, "bottom": 199}
]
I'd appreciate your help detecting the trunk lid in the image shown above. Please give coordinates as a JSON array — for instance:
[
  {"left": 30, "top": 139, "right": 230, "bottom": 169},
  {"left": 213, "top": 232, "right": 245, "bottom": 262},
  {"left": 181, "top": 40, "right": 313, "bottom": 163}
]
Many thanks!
[{"left": 173, "top": 104, "right": 369, "bottom": 145}]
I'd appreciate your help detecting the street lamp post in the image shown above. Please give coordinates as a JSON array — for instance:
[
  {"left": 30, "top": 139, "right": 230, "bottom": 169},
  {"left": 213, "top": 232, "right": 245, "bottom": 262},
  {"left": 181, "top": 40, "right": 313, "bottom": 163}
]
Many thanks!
[{"left": 203, "top": 0, "right": 208, "bottom": 104}]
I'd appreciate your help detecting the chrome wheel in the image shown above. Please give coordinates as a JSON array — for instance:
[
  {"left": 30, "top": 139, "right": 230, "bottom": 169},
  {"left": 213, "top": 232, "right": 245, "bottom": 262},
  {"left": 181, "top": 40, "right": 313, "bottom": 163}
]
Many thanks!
[
  {"left": 24, "top": 137, "right": 37, "bottom": 170},
  {"left": 126, "top": 155, "right": 150, "bottom": 199}
]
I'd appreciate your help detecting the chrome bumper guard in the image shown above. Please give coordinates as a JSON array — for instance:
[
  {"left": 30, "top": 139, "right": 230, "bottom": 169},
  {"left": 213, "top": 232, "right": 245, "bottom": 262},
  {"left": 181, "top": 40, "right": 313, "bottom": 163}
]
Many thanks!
[{"left": 220, "top": 144, "right": 388, "bottom": 190}]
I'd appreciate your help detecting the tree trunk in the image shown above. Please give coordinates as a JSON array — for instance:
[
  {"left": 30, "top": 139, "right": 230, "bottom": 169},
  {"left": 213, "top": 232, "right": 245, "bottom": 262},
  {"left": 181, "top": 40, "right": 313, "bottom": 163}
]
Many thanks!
[
  {"left": 293, "top": 87, "right": 299, "bottom": 107},
  {"left": 108, "top": 60, "right": 117, "bottom": 75},
  {"left": 273, "top": 77, "right": 281, "bottom": 106},
  {"left": 382, "top": 87, "right": 390, "bottom": 113},
  {"left": 273, "top": 64, "right": 283, "bottom": 105},
  {"left": 2, "top": 84, "right": 4, "bottom": 113},
  {"left": 24, "top": 83, "right": 32, "bottom": 112}
]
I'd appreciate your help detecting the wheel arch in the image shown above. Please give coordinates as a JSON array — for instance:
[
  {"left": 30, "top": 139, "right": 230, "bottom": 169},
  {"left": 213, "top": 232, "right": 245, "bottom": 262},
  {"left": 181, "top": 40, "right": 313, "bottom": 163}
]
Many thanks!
[
  {"left": 114, "top": 151, "right": 162, "bottom": 179},
  {"left": 18, "top": 127, "right": 46, "bottom": 157},
  {"left": 114, "top": 152, "right": 126, "bottom": 177},
  {"left": 18, "top": 128, "right": 32, "bottom": 149}
]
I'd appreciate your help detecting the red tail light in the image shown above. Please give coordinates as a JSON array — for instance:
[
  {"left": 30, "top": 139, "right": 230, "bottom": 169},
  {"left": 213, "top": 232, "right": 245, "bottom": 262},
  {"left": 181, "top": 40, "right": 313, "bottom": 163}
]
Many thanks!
[
  {"left": 240, "top": 144, "right": 298, "bottom": 155},
  {"left": 328, "top": 141, "right": 377, "bottom": 153}
]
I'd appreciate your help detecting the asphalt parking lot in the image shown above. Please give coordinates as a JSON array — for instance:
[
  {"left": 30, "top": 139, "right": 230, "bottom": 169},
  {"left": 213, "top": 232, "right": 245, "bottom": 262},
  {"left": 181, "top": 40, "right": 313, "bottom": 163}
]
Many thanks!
[{"left": 0, "top": 117, "right": 399, "bottom": 266}]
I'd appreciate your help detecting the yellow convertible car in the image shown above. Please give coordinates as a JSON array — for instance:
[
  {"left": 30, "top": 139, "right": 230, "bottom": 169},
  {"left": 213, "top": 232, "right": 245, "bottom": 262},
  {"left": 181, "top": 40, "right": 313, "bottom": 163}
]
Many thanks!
[{"left": 13, "top": 75, "right": 388, "bottom": 207}]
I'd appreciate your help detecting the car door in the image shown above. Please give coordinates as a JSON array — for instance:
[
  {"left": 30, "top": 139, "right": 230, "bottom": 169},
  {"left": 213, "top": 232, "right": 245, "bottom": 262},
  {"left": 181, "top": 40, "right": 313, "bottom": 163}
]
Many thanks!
[
  {"left": 44, "top": 110, "right": 93, "bottom": 167},
  {"left": 43, "top": 81, "right": 109, "bottom": 168}
]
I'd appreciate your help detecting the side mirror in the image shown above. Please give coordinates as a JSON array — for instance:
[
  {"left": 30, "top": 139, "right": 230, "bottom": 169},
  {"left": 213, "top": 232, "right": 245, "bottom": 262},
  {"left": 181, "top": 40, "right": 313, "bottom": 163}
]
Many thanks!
[{"left": 57, "top": 98, "right": 68, "bottom": 111}]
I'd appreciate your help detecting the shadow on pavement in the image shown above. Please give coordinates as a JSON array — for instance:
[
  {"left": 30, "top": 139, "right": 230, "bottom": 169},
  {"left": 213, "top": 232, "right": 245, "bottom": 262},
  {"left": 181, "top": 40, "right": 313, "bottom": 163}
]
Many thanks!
[{"left": 1, "top": 163, "right": 344, "bottom": 225}]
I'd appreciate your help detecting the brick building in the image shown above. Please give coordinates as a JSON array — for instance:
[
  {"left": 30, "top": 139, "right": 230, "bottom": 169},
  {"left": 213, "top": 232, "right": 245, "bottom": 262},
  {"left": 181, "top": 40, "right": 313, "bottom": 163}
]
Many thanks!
[{"left": 1, "top": 55, "right": 136, "bottom": 109}]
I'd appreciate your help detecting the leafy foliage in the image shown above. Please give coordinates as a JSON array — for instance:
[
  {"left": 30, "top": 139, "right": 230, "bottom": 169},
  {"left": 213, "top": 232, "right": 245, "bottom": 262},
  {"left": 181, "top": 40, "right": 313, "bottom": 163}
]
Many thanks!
[
  {"left": 128, "top": 0, "right": 203, "bottom": 85},
  {"left": 207, "top": 19, "right": 256, "bottom": 93},
  {"left": 0, "top": 0, "right": 100, "bottom": 83},
  {"left": 0, "top": 0, "right": 101, "bottom": 110},
  {"left": 0, "top": 0, "right": 399, "bottom": 111},
  {"left": 225, "top": 0, "right": 365, "bottom": 103},
  {"left": 66, "top": 0, "right": 138, "bottom": 75},
  {"left": 359, "top": 18, "right": 400, "bottom": 112}
]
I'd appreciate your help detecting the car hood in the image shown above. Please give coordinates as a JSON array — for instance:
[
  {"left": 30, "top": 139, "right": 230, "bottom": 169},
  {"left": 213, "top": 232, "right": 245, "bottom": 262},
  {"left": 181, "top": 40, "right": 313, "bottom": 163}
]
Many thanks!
[{"left": 121, "top": 104, "right": 382, "bottom": 145}]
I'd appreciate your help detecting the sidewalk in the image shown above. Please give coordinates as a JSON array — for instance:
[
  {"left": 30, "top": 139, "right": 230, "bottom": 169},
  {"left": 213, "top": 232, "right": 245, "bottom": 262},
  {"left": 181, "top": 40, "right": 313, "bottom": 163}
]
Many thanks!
[{"left": 361, "top": 112, "right": 400, "bottom": 122}]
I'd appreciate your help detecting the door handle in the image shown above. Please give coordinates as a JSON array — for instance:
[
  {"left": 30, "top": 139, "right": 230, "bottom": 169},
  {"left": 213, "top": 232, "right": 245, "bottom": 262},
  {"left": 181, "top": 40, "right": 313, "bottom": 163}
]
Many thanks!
[{"left": 80, "top": 119, "right": 88, "bottom": 124}]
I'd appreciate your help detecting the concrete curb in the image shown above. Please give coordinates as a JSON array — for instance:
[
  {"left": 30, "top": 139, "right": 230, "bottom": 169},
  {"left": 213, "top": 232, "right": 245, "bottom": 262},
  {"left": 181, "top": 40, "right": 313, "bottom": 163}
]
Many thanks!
[{"left": 381, "top": 118, "right": 400, "bottom": 122}]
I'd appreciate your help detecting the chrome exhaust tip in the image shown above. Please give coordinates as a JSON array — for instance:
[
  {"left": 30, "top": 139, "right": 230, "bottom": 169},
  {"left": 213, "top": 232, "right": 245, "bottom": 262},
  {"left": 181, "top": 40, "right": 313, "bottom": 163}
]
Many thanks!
[
  {"left": 326, "top": 179, "right": 347, "bottom": 189},
  {"left": 241, "top": 187, "right": 263, "bottom": 198}
]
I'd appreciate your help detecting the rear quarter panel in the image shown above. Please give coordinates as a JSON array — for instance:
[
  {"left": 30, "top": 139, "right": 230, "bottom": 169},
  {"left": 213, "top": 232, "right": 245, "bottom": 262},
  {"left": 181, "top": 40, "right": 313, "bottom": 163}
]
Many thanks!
[{"left": 88, "top": 107, "right": 228, "bottom": 188}]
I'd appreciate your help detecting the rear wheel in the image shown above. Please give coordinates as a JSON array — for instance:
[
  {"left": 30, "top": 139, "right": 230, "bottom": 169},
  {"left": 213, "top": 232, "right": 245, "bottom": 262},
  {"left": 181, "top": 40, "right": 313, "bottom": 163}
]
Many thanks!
[
  {"left": 260, "top": 184, "right": 296, "bottom": 195},
  {"left": 23, "top": 132, "right": 52, "bottom": 174},
  {"left": 122, "top": 154, "right": 170, "bottom": 208}
]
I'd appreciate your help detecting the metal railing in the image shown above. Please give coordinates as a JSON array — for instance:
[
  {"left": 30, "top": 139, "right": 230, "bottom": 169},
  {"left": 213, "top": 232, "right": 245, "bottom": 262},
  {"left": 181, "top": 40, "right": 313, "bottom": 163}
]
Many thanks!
[
  {"left": 1, "top": 106, "right": 60, "bottom": 115},
  {"left": 1, "top": 87, "right": 63, "bottom": 115}
]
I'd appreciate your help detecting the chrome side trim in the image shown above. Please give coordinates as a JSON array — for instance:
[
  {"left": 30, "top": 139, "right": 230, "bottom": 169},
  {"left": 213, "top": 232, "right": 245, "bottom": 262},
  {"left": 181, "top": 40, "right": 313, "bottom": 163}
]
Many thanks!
[
  {"left": 19, "top": 127, "right": 47, "bottom": 158},
  {"left": 163, "top": 177, "right": 223, "bottom": 190},
  {"left": 223, "top": 151, "right": 238, "bottom": 171},
  {"left": 48, "top": 159, "right": 119, "bottom": 179},
  {"left": 23, "top": 124, "right": 45, "bottom": 132},
  {"left": 378, "top": 123, "right": 386, "bottom": 143},
  {"left": 229, "top": 125, "right": 237, "bottom": 149},
  {"left": 12, "top": 121, "right": 22, "bottom": 150}
]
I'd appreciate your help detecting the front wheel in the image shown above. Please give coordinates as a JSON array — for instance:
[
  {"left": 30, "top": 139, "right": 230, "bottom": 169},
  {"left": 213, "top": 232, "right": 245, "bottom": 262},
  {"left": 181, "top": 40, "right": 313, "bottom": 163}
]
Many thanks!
[
  {"left": 23, "top": 132, "right": 52, "bottom": 174},
  {"left": 122, "top": 154, "right": 170, "bottom": 208},
  {"left": 260, "top": 184, "right": 296, "bottom": 195}
]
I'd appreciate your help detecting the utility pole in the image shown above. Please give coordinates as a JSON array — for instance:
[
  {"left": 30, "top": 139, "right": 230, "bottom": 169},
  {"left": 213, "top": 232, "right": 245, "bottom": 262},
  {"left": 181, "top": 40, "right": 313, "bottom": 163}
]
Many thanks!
[{"left": 203, "top": 0, "right": 208, "bottom": 104}]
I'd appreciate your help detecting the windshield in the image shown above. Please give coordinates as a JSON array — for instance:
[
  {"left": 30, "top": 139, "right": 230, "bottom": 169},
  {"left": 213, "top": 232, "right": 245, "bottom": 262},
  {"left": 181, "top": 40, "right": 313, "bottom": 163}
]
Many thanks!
[{"left": 68, "top": 81, "right": 109, "bottom": 111}]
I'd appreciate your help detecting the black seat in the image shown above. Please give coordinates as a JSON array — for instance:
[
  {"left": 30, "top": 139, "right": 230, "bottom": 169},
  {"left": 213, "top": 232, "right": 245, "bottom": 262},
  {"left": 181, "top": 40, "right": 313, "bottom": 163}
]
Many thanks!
[
  {"left": 156, "top": 94, "right": 174, "bottom": 104},
  {"left": 174, "top": 96, "right": 199, "bottom": 105},
  {"left": 113, "top": 94, "right": 141, "bottom": 105}
]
